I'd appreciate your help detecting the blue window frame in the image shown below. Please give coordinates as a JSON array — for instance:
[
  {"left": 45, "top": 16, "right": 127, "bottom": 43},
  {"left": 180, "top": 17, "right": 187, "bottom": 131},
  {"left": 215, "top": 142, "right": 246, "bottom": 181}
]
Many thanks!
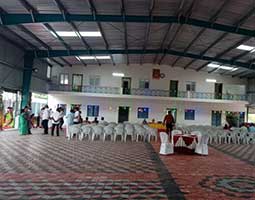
[
  {"left": 87, "top": 105, "right": 99, "bottom": 117},
  {"left": 137, "top": 107, "right": 149, "bottom": 119},
  {"left": 185, "top": 109, "right": 195, "bottom": 120}
]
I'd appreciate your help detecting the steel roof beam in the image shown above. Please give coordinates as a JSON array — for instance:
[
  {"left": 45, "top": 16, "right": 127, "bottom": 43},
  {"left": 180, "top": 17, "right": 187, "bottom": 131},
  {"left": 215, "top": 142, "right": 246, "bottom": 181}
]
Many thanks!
[
  {"left": 121, "top": 0, "right": 129, "bottom": 65},
  {"left": 158, "top": 0, "right": 198, "bottom": 65},
  {"left": 87, "top": 0, "right": 114, "bottom": 66},
  {"left": 17, "top": 0, "right": 70, "bottom": 67},
  {"left": 153, "top": 0, "right": 185, "bottom": 64},
  {"left": 140, "top": 0, "right": 155, "bottom": 65},
  {"left": 172, "top": 0, "right": 230, "bottom": 68},
  {"left": 54, "top": 0, "right": 87, "bottom": 66},
  {"left": 189, "top": 6, "right": 255, "bottom": 71},
  {"left": 25, "top": 48, "right": 255, "bottom": 70},
  {"left": 2, "top": 13, "right": 255, "bottom": 37}
]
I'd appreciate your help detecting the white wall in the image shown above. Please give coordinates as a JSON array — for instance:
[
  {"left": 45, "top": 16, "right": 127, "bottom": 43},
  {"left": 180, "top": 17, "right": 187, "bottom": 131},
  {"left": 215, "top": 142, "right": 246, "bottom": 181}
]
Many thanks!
[
  {"left": 48, "top": 93, "right": 247, "bottom": 125},
  {"left": 51, "top": 64, "right": 247, "bottom": 94}
]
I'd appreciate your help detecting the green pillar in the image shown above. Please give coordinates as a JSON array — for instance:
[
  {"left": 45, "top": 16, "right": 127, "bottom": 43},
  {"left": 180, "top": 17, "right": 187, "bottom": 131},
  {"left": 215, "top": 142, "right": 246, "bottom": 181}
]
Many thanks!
[{"left": 21, "top": 55, "right": 34, "bottom": 108}]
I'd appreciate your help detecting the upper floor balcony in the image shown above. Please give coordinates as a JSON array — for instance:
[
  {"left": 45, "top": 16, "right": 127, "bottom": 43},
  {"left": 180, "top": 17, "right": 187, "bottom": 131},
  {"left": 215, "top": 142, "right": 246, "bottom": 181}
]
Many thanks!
[{"left": 49, "top": 84, "right": 248, "bottom": 102}]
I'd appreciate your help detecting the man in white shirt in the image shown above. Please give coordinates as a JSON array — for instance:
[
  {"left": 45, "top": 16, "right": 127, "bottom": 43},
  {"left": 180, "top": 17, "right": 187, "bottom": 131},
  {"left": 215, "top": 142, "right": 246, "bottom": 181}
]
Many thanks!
[
  {"left": 42, "top": 105, "right": 50, "bottom": 134},
  {"left": 73, "top": 107, "right": 80, "bottom": 124},
  {"left": 51, "top": 108, "right": 61, "bottom": 136}
]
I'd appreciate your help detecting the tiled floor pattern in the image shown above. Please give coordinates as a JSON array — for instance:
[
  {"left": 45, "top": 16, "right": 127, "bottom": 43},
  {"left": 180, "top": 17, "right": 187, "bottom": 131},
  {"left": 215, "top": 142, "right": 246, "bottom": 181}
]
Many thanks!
[
  {"left": 0, "top": 130, "right": 181, "bottom": 199},
  {"left": 0, "top": 129, "right": 254, "bottom": 199},
  {"left": 152, "top": 143, "right": 255, "bottom": 200},
  {"left": 211, "top": 143, "right": 255, "bottom": 166}
]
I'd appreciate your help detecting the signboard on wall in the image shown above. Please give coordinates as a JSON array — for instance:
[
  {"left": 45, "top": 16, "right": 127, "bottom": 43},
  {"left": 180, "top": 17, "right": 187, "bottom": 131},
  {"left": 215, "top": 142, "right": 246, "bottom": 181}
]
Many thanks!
[{"left": 152, "top": 69, "right": 160, "bottom": 79}]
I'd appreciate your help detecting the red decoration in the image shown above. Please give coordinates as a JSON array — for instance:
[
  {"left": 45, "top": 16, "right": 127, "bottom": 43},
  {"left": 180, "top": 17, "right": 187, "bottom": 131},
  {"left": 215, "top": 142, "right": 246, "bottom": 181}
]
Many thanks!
[{"left": 152, "top": 69, "right": 160, "bottom": 79}]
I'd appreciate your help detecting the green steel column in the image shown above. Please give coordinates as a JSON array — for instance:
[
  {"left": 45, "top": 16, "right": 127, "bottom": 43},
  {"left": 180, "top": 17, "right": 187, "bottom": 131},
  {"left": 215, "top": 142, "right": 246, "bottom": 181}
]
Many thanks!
[{"left": 21, "top": 55, "right": 34, "bottom": 108}]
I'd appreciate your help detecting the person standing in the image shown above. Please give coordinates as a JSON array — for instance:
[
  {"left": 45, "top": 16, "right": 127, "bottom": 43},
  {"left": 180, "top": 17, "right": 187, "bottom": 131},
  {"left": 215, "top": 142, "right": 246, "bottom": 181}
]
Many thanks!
[
  {"left": 18, "top": 109, "right": 28, "bottom": 135},
  {"left": 42, "top": 105, "right": 50, "bottom": 134},
  {"left": 65, "top": 109, "right": 75, "bottom": 138},
  {"left": 59, "top": 107, "right": 64, "bottom": 130},
  {"left": 73, "top": 107, "right": 81, "bottom": 124},
  {"left": 3, "top": 107, "right": 14, "bottom": 129},
  {"left": 163, "top": 111, "right": 175, "bottom": 137},
  {"left": 51, "top": 108, "right": 61, "bottom": 136}
]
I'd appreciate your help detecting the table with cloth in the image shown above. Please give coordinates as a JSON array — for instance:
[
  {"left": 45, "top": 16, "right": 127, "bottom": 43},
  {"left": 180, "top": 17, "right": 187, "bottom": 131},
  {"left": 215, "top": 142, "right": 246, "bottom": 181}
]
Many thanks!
[{"left": 173, "top": 134, "right": 198, "bottom": 153}]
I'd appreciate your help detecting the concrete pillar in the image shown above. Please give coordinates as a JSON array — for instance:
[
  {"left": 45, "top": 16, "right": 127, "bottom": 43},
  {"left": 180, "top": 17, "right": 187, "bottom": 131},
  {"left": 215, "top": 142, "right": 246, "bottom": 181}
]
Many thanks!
[{"left": 21, "top": 55, "right": 34, "bottom": 108}]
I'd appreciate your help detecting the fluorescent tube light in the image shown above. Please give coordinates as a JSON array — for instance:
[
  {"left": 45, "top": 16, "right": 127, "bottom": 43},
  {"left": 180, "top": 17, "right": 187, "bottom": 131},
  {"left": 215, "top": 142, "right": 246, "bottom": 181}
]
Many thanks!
[
  {"left": 207, "top": 63, "right": 220, "bottom": 68},
  {"left": 206, "top": 79, "right": 216, "bottom": 83},
  {"left": 112, "top": 72, "right": 124, "bottom": 77},
  {"left": 80, "top": 31, "right": 102, "bottom": 37},
  {"left": 50, "top": 31, "right": 58, "bottom": 38},
  {"left": 55, "top": 31, "right": 78, "bottom": 37},
  {"left": 237, "top": 44, "right": 255, "bottom": 51},
  {"left": 79, "top": 56, "right": 95, "bottom": 60},
  {"left": 78, "top": 56, "right": 111, "bottom": 60},
  {"left": 96, "top": 56, "right": 111, "bottom": 59}
]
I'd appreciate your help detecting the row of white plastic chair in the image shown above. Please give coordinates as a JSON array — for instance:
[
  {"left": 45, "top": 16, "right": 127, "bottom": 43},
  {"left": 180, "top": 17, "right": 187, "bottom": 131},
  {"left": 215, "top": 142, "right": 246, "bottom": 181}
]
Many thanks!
[
  {"left": 67, "top": 123, "right": 158, "bottom": 142},
  {"left": 175, "top": 125, "right": 255, "bottom": 145}
]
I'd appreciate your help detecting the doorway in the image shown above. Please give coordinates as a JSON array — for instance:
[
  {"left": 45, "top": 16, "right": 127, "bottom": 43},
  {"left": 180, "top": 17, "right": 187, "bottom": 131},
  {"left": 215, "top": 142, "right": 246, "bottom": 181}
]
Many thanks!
[
  {"left": 118, "top": 106, "right": 129, "bottom": 123},
  {"left": 211, "top": 111, "right": 222, "bottom": 126},
  {"left": 169, "top": 80, "right": 178, "bottom": 97},
  {"left": 166, "top": 108, "right": 177, "bottom": 122},
  {"left": 122, "top": 77, "right": 131, "bottom": 95},
  {"left": 72, "top": 74, "right": 83, "bottom": 92},
  {"left": 215, "top": 83, "right": 223, "bottom": 99}
]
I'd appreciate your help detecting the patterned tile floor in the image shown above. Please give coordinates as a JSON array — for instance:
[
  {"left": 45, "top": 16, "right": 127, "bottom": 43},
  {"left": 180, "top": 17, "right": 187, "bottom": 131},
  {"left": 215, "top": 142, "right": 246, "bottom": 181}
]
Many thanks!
[{"left": 0, "top": 129, "right": 254, "bottom": 199}]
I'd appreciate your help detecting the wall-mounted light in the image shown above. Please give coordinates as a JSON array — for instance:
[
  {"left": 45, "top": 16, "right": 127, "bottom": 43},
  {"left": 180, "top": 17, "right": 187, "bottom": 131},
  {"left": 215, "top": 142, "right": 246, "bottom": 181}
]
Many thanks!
[
  {"left": 206, "top": 78, "right": 216, "bottom": 83},
  {"left": 112, "top": 72, "right": 125, "bottom": 77}
]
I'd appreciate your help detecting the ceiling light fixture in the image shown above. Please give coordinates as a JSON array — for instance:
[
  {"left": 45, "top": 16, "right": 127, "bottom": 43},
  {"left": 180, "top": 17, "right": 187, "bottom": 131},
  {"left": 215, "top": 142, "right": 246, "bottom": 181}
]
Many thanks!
[
  {"left": 78, "top": 55, "right": 111, "bottom": 60},
  {"left": 80, "top": 31, "right": 102, "bottom": 37},
  {"left": 207, "top": 63, "right": 238, "bottom": 71},
  {"left": 55, "top": 31, "right": 78, "bottom": 37},
  {"left": 237, "top": 44, "right": 255, "bottom": 51},
  {"left": 112, "top": 72, "right": 125, "bottom": 77}
]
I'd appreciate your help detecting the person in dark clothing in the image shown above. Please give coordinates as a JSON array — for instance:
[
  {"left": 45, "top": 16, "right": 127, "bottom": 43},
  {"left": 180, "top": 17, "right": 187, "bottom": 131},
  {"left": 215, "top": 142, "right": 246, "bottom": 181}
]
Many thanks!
[{"left": 163, "top": 111, "right": 175, "bottom": 136}]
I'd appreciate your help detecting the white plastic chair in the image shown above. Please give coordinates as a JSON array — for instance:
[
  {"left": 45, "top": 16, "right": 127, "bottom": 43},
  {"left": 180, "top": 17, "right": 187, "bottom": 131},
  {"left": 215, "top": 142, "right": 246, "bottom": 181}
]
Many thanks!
[
  {"left": 114, "top": 125, "right": 124, "bottom": 141},
  {"left": 68, "top": 124, "right": 81, "bottom": 140},
  {"left": 147, "top": 128, "right": 158, "bottom": 142},
  {"left": 135, "top": 127, "right": 146, "bottom": 142},
  {"left": 92, "top": 125, "right": 103, "bottom": 141},
  {"left": 124, "top": 125, "right": 134, "bottom": 142},
  {"left": 159, "top": 132, "right": 174, "bottom": 155},
  {"left": 79, "top": 125, "right": 91, "bottom": 141},
  {"left": 103, "top": 126, "right": 114, "bottom": 141},
  {"left": 195, "top": 134, "right": 209, "bottom": 155}
]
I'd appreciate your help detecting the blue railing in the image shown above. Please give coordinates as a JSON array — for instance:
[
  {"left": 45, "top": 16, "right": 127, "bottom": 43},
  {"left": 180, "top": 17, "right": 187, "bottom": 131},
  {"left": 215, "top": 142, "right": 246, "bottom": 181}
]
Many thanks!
[{"left": 49, "top": 84, "right": 247, "bottom": 101}]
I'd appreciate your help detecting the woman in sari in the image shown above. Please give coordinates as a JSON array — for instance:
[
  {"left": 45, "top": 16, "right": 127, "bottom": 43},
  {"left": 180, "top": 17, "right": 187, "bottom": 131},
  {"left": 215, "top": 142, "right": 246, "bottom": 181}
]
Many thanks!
[
  {"left": 3, "top": 107, "right": 14, "bottom": 129},
  {"left": 18, "top": 109, "right": 28, "bottom": 135}
]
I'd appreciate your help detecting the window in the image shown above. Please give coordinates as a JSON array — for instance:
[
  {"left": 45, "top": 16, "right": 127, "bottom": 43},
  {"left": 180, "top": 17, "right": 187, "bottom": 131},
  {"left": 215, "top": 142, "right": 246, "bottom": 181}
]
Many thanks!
[
  {"left": 185, "top": 109, "right": 195, "bottom": 120},
  {"left": 89, "top": 75, "right": 100, "bottom": 86},
  {"left": 60, "top": 73, "right": 69, "bottom": 85},
  {"left": 186, "top": 81, "right": 196, "bottom": 92},
  {"left": 137, "top": 107, "right": 149, "bottom": 119},
  {"left": 47, "top": 66, "right": 52, "bottom": 79},
  {"left": 87, "top": 105, "right": 99, "bottom": 117},
  {"left": 139, "top": 79, "right": 149, "bottom": 89}
]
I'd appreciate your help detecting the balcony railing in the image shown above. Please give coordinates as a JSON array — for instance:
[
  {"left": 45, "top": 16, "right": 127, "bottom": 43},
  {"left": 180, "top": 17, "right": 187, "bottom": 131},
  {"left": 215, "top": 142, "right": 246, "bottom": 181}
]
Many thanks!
[{"left": 49, "top": 84, "right": 247, "bottom": 101}]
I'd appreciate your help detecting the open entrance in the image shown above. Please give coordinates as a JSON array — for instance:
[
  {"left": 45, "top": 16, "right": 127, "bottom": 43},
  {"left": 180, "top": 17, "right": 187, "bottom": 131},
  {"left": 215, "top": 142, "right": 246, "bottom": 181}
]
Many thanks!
[
  {"left": 169, "top": 80, "right": 178, "bottom": 97},
  {"left": 122, "top": 77, "right": 131, "bottom": 95},
  {"left": 215, "top": 83, "right": 223, "bottom": 99},
  {"left": 211, "top": 111, "right": 222, "bottom": 126},
  {"left": 118, "top": 106, "right": 129, "bottom": 123}
]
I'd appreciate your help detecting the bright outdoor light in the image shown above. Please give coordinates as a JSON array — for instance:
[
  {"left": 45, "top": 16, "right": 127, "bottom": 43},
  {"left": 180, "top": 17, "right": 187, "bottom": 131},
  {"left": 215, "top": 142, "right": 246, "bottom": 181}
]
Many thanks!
[
  {"left": 80, "top": 31, "right": 102, "bottom": 37},
  {"left": 112, "top": 72, "right": 125, "bottom": 77},
  {"left": 237, "top": 44, "right": 255, "bottom": 51},
  {"left": 206, "top": 79, "right": 216, "bottom": 83}
]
